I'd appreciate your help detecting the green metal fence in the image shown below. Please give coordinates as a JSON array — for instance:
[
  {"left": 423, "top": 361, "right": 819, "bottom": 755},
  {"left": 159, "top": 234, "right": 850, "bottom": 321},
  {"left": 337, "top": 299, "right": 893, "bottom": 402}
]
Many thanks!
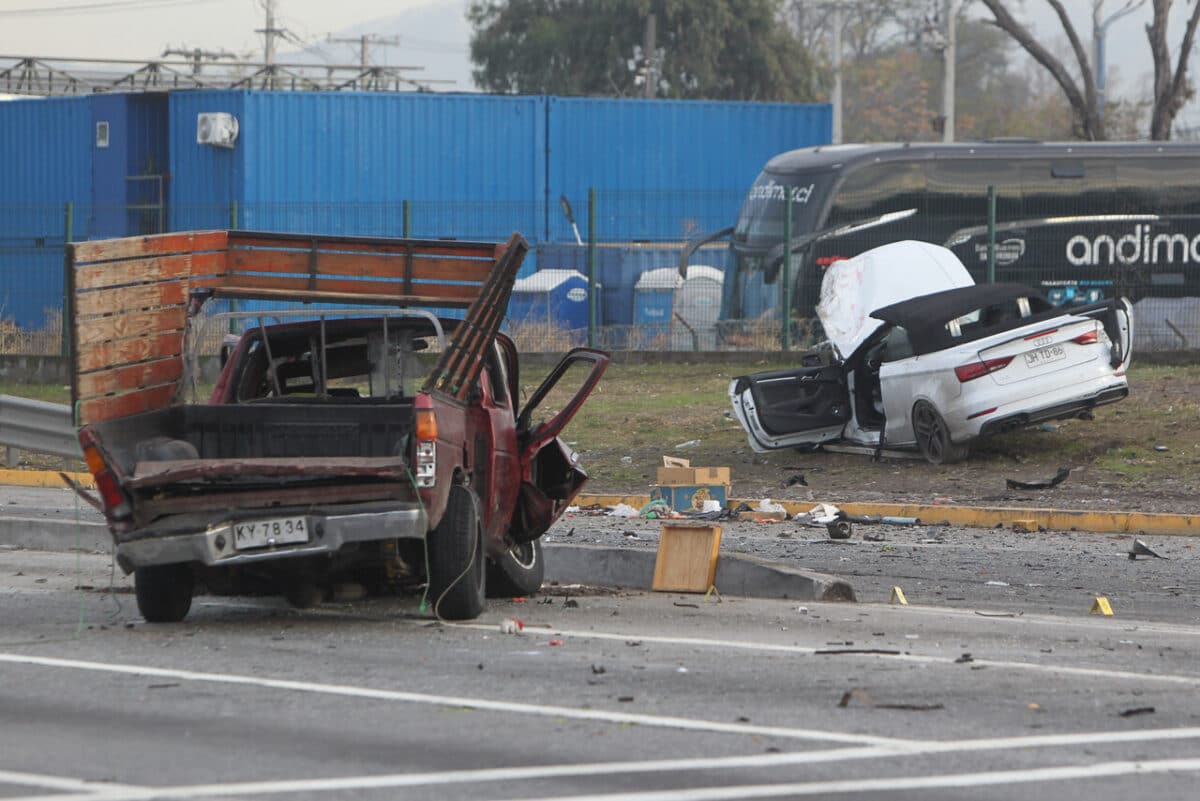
[{"left": 3, "top": 193, "right": 1200, "bottom": 356}]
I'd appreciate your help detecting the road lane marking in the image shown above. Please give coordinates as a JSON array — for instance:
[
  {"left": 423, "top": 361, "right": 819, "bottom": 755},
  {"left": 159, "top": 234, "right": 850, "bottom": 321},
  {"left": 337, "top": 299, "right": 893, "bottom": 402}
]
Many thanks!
[
  {"left": 447, "top": 621, "right": 1200, "bottom": 687},
  {"left": 0, "top": 768, "right": 142, "bottom": 793},
  {"left": 475, "top": 758, "right": 1200, "bottom": 801},
  {"left": 10, "top": 731, "right": 1200, "bottom": 801},
  {"left": 0, "top": 653, "right": 910, "bottom": 748}
]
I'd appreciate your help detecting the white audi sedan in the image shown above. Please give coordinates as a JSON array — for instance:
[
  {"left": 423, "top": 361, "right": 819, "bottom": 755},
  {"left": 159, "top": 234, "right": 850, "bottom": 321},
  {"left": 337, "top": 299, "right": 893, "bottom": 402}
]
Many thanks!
[{"left": 730, "top": 240, "right": 1133, "bottom": 463}]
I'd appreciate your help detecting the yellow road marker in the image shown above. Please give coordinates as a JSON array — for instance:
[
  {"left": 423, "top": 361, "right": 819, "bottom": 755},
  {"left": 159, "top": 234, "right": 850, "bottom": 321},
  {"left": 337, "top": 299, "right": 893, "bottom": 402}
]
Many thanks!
[
  {"left": 1090, "top": 596, "right": 1114, "bottom": 616},
  {"left": 889, "top": 586, "right": 909, "bottom": 606}
]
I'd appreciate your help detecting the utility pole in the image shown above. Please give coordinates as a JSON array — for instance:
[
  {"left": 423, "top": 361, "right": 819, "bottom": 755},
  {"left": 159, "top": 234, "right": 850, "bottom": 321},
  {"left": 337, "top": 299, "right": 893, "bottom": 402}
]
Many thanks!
[
  {"left": 831, "top": 2, "right": 843, "bottom": 144},
  {"left": 942, "top": 0, "right": 958, "bottom": 142},
  {"left": 256, "top": 0, "right": 287, "bottom": 89},
  {"left": 642, "top": 12, "right": 657, "bottom": 99},
  {"left": 327, "top": 33, "right": 401, "bottom": 70}
]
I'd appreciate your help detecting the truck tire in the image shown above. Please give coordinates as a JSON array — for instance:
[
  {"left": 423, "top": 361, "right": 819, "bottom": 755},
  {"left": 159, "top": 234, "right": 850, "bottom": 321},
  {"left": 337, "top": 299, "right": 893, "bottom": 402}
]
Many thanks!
[
  {"left": 487, "top": 539, "right": 544, "bottom": 598},
  {"left": 135, "top": 564, "right": 194, "bottom": 623},
  {"left": 427, "top": 484, "right": 486, "bottom": 620}
]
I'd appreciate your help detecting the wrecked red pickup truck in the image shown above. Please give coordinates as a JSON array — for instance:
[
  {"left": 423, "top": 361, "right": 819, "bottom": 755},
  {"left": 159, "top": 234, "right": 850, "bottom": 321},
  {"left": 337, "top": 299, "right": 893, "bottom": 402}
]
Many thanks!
[{"left": 69, "top": 230, "right": 608, "bottom": 622}]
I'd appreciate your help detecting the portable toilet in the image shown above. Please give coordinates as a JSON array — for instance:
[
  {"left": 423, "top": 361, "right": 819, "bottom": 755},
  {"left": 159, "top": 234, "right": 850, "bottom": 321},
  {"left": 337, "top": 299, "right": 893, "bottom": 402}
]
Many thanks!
[
  {"left": 508, "top": 269, "right": 593, "bottom": 332},
  {"left": 672, "top": 265, "right": 724, "bottom": 350},
  {"left": 633, "top": 267, "right": 683, "bottom": 348}
]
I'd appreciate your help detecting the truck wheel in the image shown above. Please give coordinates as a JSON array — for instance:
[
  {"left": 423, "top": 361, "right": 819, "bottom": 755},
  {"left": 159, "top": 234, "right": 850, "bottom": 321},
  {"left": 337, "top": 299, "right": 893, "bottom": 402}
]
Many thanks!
[
  {"left": 427, "top": 484, "right": 486, "bottom": 620},
  {"left": 487, "top": 539, "right": 545, "bottom": 598},
  {"left": 135, "top": 564, "right": 194, "bottom": 623}
]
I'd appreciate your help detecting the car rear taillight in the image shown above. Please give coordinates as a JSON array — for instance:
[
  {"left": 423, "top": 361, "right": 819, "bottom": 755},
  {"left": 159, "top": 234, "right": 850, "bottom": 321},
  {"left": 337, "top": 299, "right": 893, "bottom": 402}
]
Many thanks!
[
  {"left": 78, "top": 429, "right": 131, "bottom": 519},
  {"left": 413, "top": 393, "right": 437, "bottom": 488},
  {"left": 955, "top": 356, "right": 1014, "bottom": 383},
  {"left": 1071, "top": 329, "right": 1099, "bottom": 345}
]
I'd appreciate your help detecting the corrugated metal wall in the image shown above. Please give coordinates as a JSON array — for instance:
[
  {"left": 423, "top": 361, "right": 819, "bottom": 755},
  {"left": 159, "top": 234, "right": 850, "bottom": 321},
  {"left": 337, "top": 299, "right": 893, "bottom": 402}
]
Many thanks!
[
  {"left": 546, "top": 97, "right": 831, "bottom": 242},
  {"left": 0, "top": 97, "right": 92, "bottom": 329},
  {"left": 168, "top": 90, "right": 245, "bottom": 231},
  {"left": 169, "top": 90, "right": 547, "bottom": 241}
]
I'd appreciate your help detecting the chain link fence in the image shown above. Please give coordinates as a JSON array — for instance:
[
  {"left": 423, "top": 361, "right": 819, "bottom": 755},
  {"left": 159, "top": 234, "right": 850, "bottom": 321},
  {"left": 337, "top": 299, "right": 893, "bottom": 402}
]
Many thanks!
[{"left": 4, "top": 193, "right": 1200, "bottom": 356}]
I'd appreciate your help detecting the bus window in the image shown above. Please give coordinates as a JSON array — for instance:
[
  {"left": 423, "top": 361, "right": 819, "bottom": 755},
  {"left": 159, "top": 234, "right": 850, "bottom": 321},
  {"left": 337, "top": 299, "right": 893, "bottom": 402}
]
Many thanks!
[
  {"left": 925, "top": 160, "right": 1021, "bottom": 239},
  {"left": 733, "top": 169, "right": 835, "bottom": 248},
  {"left": 1117, "top": 158, "right": 1200, "bottom": 215},
  {"left": 1022, "top": 160, "right": 1119, "bottom": 218},
  {"left": 826, "top": 161, "right": 926, "bottom": 225}
]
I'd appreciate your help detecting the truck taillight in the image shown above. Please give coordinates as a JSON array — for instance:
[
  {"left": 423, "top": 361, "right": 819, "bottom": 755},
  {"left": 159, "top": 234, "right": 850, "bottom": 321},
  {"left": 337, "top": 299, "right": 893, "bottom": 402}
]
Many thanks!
[
  {"left": 78, "top": 430, "right": 131, "bottom": 519},
  {"left": 413, "top": 394, "right": 437, "bottom": 488}
]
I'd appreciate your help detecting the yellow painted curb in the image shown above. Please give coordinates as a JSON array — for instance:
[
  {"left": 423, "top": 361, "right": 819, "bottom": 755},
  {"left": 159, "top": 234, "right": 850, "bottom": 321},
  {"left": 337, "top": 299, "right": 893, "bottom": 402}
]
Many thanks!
[
  {"left": 0, "top": 469, "right": 94, "bottom": 489},
  {"left": 576, "top": 494, "right": 1200, "bottom": 537}
]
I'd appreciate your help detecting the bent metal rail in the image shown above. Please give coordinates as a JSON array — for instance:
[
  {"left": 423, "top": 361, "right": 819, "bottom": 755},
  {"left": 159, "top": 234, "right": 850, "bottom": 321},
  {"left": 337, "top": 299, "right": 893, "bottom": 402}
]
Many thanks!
[{"left": 69, "top": 229, "right": 527, "bottom": 426}]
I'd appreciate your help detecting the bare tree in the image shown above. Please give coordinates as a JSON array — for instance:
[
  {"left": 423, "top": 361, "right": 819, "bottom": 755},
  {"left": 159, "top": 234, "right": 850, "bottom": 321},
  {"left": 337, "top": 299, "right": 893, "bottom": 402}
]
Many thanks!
[
  {"left": 980, "top": 0, "right": 1200, "bottom": 140},
  {"left": 1149, "top": 0, "right": 1200, "bottom": 138}
]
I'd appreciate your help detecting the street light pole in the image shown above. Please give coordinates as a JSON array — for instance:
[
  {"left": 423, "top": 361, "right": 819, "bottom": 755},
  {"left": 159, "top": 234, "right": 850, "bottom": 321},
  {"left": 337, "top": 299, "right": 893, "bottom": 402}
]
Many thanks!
[{"left": 942, "top": 0, "right": 958, "bottom": 142}]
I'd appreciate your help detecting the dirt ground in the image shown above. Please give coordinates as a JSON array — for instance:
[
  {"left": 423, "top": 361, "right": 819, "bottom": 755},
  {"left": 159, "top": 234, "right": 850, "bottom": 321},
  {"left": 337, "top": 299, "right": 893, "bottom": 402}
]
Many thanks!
[{"left": 577, "top": 363, "right": 1200, "bottom": 516}]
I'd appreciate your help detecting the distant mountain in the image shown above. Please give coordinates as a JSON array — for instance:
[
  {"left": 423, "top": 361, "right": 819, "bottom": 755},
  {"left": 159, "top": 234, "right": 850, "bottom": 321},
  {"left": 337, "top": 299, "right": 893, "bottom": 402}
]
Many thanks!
[{"left": 280, "top": 1, "right": 475, "bottom": 92}]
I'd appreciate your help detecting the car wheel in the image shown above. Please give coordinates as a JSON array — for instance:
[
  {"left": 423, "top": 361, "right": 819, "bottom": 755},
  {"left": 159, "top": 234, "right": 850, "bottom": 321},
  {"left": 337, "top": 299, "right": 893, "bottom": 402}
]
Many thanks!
[
  {"left": 134, "top": 564, "right": 194, "bottom": 623},
  {"left": 427, "top": 484, "right": 487, "bottom": 621},
  {"left": 487, "top": 539, "right": 545, "bottom": 598},
  {"left": 912, "top": 400, "right": 968, "bottom": 465}
]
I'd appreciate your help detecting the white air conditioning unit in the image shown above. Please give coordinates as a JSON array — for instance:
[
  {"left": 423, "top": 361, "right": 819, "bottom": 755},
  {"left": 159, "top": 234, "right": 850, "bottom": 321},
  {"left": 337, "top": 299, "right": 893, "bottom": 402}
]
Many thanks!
[{"left": 197, "top": 112, "right": 239, "bottom": 148}]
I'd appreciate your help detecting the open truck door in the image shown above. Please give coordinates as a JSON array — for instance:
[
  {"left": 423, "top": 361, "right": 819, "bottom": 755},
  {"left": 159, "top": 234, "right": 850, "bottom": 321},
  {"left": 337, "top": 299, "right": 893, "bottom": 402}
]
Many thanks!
[{"left": 509, "top": 347, "right": 609, "bottom": 543}]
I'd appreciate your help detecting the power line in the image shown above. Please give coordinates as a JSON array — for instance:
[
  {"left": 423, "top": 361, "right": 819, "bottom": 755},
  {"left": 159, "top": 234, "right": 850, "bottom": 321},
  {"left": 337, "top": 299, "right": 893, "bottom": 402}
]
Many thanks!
[{"left": 0, "top": 0, "right": 218, "bottom": 16}]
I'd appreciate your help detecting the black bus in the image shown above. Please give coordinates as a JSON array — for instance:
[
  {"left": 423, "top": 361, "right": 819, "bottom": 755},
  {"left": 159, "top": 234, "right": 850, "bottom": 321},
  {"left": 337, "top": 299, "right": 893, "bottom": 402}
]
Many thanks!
[{"left": 710, "top": 141, "right": 1200, "bottom": 322}]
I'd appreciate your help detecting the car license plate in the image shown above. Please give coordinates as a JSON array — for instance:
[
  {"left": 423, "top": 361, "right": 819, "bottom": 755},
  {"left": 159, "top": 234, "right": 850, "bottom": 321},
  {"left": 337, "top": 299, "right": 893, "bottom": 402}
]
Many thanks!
[
  {"left": 232, "top": 516, "right": 309, "bottom": 551},
  {"left": 1024, "top": 344, "right": 1066, "bottom": 368}
]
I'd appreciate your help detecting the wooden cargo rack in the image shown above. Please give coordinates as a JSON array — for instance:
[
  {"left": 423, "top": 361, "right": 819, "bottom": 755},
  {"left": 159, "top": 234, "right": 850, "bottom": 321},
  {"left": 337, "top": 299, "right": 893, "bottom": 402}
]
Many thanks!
[{"left": 70, "top": 229, "right": 527, "bottom": 425}]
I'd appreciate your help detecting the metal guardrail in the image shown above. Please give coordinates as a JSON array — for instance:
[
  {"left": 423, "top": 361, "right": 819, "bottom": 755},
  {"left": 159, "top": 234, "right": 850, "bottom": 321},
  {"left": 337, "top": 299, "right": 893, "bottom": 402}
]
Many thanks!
[{"left": 0, "top": 395, "right": 81, "bottom": 468}]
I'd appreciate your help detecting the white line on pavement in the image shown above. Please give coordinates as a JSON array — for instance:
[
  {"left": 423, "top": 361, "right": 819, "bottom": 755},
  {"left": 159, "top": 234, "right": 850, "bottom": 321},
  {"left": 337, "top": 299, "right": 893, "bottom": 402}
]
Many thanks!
[
  {"left": 9, "top": 731, "right": 1200, "bottom": 801},
  {"left": 473, "top": 758, "right": 1200, "bottom": 801},
  {"left": 0, "top": 768, "right": 142, "bottom": 793},
  {"left": 446, "top": 621, "right": 1200, "bottom": 687},
  {"left": 0, "top": 652, "right": 910, "bottom": 748}
]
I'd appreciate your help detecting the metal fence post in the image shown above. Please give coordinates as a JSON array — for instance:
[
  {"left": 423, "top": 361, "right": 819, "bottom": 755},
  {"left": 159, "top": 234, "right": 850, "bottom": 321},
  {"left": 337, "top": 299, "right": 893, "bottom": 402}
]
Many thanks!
[
  {"left": 403, "top": 200, "right": 411, "bottom": 238},
  {"left": 782, "top": 191, "right": 792, "bottom": 352},
  {"left": 229, "top": 200, "right": 239, "bottom": 230},
  {"left": 987, "top": 185, "right": 996, "bottom": 283},
  {"left": 587, "top": 187, "right": 597, "bottom": 349},
  {"left": 61, "top": 201, "right": 73, "bottom": 358}
]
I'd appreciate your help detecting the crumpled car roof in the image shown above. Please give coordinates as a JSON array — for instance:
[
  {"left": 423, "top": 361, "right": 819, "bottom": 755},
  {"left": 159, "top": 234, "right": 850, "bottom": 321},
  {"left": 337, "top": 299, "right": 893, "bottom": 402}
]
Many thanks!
[
  {"left": 870, "top": 283, "right": 1054, "bottom": 355},
  {"left": 816, "top": 240, "right": 974, "bottom": 358}
]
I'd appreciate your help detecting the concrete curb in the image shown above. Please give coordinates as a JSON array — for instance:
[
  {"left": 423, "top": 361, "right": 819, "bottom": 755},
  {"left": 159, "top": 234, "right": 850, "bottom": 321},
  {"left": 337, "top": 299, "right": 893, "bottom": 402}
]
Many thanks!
[
  {"left": 577, "top": 494, "right": 1200, "bottom": 537},
  {"left": 543, "top": 543, "right": 855, "bottom": 603},
  {"left": 0, "top": 517, "right": 856, "bottom": 604},
  {"left": 2, "top": 471, "right": 1196, "bottom": 536},
  {"left": 0, "top": 516, "right": 108, "bottom": 553}
]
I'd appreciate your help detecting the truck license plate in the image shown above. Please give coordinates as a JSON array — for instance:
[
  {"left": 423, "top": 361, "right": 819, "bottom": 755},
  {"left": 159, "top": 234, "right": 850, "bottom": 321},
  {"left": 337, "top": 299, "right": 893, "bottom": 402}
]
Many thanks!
[
  {"left": 232, "top": 516, "right": 309, "bottom": 550},
  {"left": 1024, "top": 344, "right": 1066, "bottom": 369}
]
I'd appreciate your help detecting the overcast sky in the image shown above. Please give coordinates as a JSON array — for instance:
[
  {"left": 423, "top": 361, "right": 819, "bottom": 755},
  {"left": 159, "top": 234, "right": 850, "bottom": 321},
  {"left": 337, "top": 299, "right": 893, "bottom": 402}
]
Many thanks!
[
  {"left": 0, "top": 0, "right": 476, "bottom": 89},
  {"left": 0, "top": 0, "right": 1196, "bottom": 130}
]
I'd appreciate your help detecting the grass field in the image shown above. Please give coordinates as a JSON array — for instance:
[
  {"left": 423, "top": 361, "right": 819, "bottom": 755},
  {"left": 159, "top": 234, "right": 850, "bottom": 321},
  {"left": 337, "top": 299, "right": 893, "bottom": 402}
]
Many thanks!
[{"left": 5, "top": 359, "right": 1198, "bottom": 507}]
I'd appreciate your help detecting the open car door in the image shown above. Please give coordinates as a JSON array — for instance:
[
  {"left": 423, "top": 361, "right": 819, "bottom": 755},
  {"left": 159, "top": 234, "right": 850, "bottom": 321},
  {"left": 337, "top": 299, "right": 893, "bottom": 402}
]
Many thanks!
[
  {"left": 729, "top": 364, "right": 851, "bottom": 453},
  {"left": 510, "top": 347, "right": 610, "bottom": 543}
]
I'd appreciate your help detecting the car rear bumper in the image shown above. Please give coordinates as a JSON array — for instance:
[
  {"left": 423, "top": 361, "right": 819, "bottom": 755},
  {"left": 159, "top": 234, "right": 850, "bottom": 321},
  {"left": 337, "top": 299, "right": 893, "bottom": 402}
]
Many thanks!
[
  {"left": 114, "top": 504, "right": 428, "bottom": 573},
  {"left": 976, "top": 384, "right": 1128, "bottom": 437}
]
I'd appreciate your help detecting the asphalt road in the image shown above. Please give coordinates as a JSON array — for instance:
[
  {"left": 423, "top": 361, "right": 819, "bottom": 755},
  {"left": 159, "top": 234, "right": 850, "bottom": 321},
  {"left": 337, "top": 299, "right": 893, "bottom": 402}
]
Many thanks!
[{"left": 3, "top": 499, "right": 1200, "bottom": 800}]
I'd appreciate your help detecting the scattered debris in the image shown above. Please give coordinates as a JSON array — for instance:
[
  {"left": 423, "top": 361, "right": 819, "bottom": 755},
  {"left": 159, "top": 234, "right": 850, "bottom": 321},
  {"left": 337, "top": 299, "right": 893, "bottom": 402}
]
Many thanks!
[
  {"left": 1005, "top": 467, "right": 1070, "bottom": 491},
  {"left": 975, "top": 610, "right": 1020, "bottom": 618},
  {"left": 837, "top": 688, "right": 943, "bottom": 711},
  {"left": 815, "top": 648, "right": 902, "bottom": 656},
  {"left": 954, "top": 653, "right": 974, "bottom": 664},
  {"left": 607, "top": 503, "right": 640, "bottom": 518},
  {"left": 795, "top": 606, "right": 810, "bottom": 615},
  {"left": 1129, "top": 538, "right": 1168, "bottom": 560},
  {"left": 563, "top": 599, "right": 579, "bottom": 608},
  {"left": 618, "top": 696, "right": 635, "bottom": 702},
  {"left": 985, "top": 580, "right": 1010, "bottom": 587},
  {"left": 863, "top": 532, "right": 887, "bottom": 542},
  {"left": 1119, "top": 706, "right": 1156, "bottom": 718},
  {"left": 548, "top": 638, "right": 564, "bottom": 646},
  {"left": 591, "top": 664, "right": 606, "bottom": 674},
  {"left": 499, "top": 618, "right": 525, "bottom": 634},
  {"left": 826, "top": 520, "right": 853, "bottom": 539},
  {"left": 1154, "top": 445, "right": 1169, "bottom": 452},
  {"left": 782, "top": 473, "right": 808, "bottom": 488},
  {"left": 673, "top": 602, "right": 700, "bottom": 609}
]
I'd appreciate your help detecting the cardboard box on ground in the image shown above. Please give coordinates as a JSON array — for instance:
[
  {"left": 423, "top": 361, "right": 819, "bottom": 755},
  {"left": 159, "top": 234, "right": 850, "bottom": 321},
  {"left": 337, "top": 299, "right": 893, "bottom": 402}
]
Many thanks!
[{"left": 652, "top": 456, "right": 731, "bottom": 512}]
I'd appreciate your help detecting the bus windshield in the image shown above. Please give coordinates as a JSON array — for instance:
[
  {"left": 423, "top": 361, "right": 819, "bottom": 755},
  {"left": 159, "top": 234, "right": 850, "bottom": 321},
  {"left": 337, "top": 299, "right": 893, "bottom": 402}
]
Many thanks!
[{"left": 732, "top": 169, "right": 835, "bottom": 251}]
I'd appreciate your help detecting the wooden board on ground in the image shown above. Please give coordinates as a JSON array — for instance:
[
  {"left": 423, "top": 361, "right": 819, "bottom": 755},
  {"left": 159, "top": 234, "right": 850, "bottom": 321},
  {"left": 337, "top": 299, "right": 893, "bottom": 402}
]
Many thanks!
[{"left": 652, "top": 523, "right": 722, "bottom": 593}]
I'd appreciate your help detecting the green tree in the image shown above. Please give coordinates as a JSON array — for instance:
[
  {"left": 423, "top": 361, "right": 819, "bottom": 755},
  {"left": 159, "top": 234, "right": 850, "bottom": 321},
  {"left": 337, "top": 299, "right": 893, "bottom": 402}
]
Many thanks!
[{"left": 467, "top": 0, "right": 819, "bottom": 101}]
